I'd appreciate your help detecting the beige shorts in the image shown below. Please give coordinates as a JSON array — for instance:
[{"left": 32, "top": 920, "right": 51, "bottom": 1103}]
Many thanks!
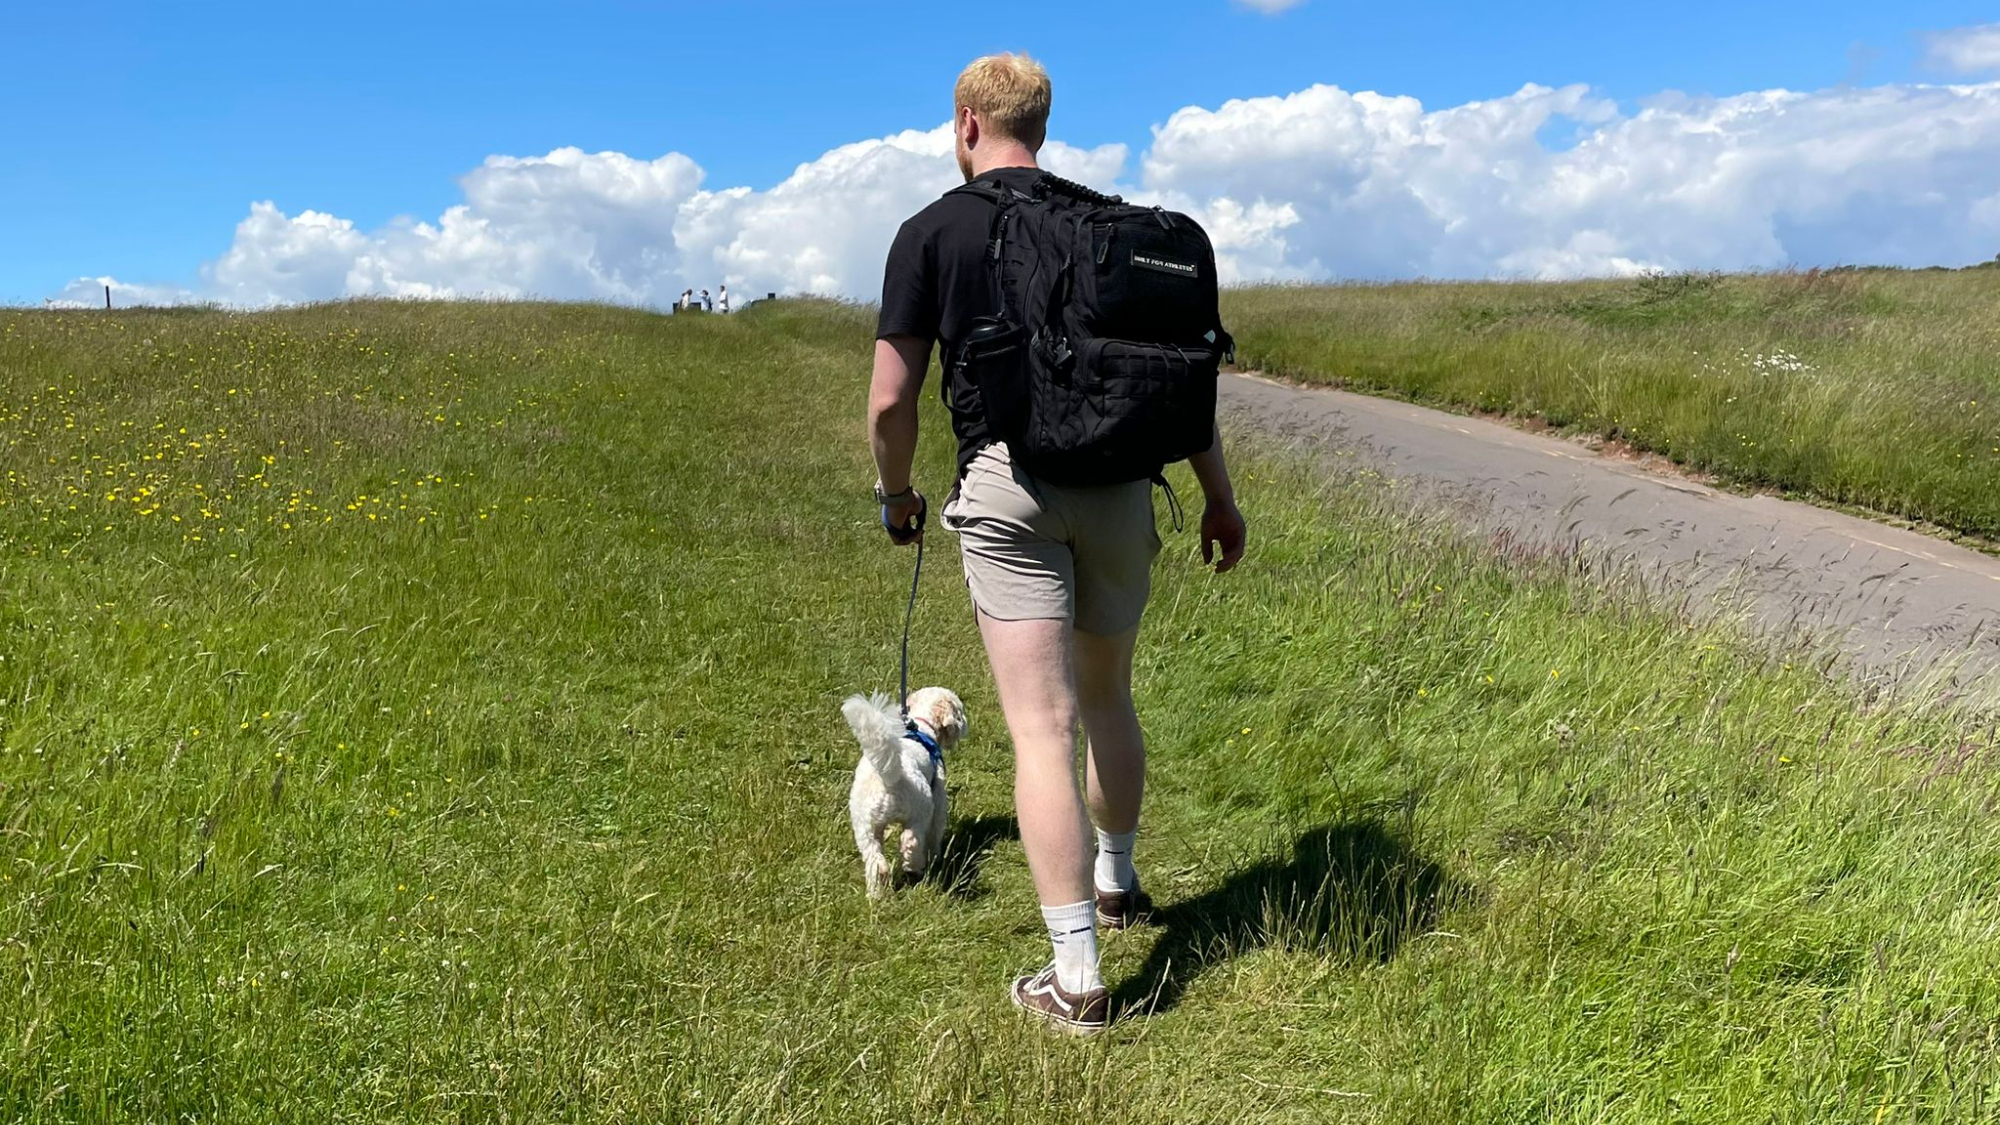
[{"left": 940, "top": 443, "right": 1161, "bottom": 635}]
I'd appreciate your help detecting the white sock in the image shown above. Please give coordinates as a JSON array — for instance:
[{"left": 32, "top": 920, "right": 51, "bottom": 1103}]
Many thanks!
[
  {"left": 1094, "top": 828, "right": 1136, "bottom": 895},
  {"left": 1040, "top": 900, "right": 1103, "bottom": 993}
]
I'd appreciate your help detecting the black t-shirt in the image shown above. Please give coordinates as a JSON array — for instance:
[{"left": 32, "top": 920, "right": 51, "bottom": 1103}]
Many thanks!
[{"left": 876, "top": 166, "right": 1044, "bottom": 479}]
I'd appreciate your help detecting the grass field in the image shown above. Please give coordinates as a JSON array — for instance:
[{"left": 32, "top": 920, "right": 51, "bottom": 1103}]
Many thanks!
[
  {"left": 3, "top": 299, "right": 1998, "bottom": 1122},
  {"left": 1224, "top": 269, "right": 2000, "bottom": 541}
]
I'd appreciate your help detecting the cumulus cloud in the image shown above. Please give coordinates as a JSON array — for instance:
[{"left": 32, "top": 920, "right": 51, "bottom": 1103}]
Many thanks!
[
  {"left": 48, "top": 276, "right": 204, "bottom": 309},
  {"left": 1924, "top": 23, "right": 2000, "bottom": 74},
  {"left": 79, "top": 127, "right": 1121, "bottom": 309},
  {"left": 49, "top": 78, "right": 2000, "bottom": 306},
  {"left": 1143, "top": 81, "right": 2000, "bottom": 281}
]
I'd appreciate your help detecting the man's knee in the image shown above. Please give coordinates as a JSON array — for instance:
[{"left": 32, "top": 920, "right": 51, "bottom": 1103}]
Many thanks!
[
  {"left": 1004, "top": 696, "right": 1081, "bottom": 752},
  {"left": 1075, "top": 652, "right": 1131, "bottom": 698},
  {"left": 1073, "top": 630, "right": 1136, "bottom": 709}
]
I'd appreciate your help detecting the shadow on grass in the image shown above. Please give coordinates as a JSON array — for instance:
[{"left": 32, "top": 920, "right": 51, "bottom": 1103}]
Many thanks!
[
  {"left": 1116, "top": 820, "right": 1469, "bottom": 1018},
  {"left": 926, "top": 813, "right": 1019, "bottom": 901}
]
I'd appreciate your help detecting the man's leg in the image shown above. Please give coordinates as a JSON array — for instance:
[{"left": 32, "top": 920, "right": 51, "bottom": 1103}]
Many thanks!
[
  {"left": 1076, "top": 625, "right": 1143, "bottom": 836},
  {"left": 975, "top": 609, "right": 1103, "bottom": 996},
  {"left": 976, "top": 610, "right": 1091, "bottom": 907},
  {"left": 1077, "top": 626, "right": 1147, "bottom": 912}
]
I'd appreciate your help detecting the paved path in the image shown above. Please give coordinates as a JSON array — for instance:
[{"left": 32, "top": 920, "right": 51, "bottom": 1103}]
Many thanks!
[{"left": 1221, "top": 373, "right": 2000, "bottom": 694}]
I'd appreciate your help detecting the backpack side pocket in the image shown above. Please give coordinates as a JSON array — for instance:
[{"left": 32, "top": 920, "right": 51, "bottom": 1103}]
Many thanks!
[{"left": 954, "top": 316, "right": 1030, "bottom": 448}]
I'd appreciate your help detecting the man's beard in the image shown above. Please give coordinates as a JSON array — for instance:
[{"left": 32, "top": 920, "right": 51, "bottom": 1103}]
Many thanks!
[{"left": 956, "top": 138, "right": 974, "bottom": 183}]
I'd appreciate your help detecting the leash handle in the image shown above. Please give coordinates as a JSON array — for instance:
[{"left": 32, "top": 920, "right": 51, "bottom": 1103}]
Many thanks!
[
  {"left": 882, "top": 493, "right": 927, "bottom": 545},
  {"left": 899, "top": 534, "right": 924, "bottom": 723}
]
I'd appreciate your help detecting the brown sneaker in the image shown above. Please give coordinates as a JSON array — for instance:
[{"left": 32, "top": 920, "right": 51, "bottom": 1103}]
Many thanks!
[
  {"left": 1010, "top": 964, "right": 1111, "bottom": 1036},
  {"left": 1095, "top": 881, "right": 1153, "bottom": 930}
]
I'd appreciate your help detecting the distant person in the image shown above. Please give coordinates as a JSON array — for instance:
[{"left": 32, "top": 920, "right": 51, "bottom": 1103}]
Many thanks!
[
  {"left": 701, "top": 288, "right": 713, "bottom": 312},
  {"left": 718, "top": 284, "right": 730, "bottom": 314},
  {"left": 866, "top": 52, "right": 1245, "bottom": 1034}
]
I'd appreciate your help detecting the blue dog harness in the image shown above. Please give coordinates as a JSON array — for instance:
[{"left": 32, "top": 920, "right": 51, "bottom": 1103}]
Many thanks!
[{"left": 905, "top": 724, "right": 943, "bottom": 779}]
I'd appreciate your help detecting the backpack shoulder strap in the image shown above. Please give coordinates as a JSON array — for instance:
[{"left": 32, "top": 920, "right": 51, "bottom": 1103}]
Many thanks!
[
  {"left": 943, "top": 181, "right": 1034, "bottom": 322},
  {"left": 944, "top": 180, "right": 1011, "bottom": 205},
  {"left": 944, "top": 181, "right": 1024, "bottom": 268},
  {"left": 945, "top": 179, "right": 1041, "bottom": 217}
]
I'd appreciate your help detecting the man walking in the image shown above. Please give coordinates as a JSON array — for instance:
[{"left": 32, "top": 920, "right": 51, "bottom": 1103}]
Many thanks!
[{"left": 867, "top": 52, "right": 1246, "bottom": 1034}]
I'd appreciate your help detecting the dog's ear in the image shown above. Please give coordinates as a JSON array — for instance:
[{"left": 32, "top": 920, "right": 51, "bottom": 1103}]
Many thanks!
[{"left": 927, "top": 690, "right": 967, "bottom": 746}]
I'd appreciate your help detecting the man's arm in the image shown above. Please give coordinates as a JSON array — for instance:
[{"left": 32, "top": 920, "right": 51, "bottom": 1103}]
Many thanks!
[
  {"left": 1188, "top": 423, "right": 1246, "bottom": 573},
  {"left": 869, "top": 333, "right": 933, "bottom": 539}
]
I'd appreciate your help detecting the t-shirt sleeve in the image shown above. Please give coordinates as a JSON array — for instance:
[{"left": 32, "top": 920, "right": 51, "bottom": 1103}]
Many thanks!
[{"left": 876, "top": 219, "right": 938, "bottom": 341}]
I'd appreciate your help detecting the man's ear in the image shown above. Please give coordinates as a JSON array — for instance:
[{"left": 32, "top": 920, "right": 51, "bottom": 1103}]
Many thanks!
[{"left": 958, "top": 106, "right": 979, "bottom": 148}]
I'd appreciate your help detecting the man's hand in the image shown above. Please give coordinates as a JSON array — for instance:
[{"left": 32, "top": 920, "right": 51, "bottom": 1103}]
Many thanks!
[
  {"left": 1200, "top": 497, "right": 1246, "bottom": 573},
  {"left": 1187, "top": 422, "right": 1244, "bottom": 573},
  {"left": 882, "top": 490, "right": 927, "bottom": 546}
]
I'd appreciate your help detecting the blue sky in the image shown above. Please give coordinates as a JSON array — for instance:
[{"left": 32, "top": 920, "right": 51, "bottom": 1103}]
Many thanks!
[{"left": 5, "top": 0, "right": 1998, "bottom": 303}]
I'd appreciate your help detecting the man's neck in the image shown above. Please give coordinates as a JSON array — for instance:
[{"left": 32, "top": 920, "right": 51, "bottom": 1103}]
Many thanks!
[{"left": 969, "top": 146, "right": 1040, "bottom": 180}]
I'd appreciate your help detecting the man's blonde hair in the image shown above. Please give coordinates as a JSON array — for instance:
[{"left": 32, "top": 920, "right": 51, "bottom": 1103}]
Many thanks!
[{"left": 954, "top": 53, "right": 1051, "bottom": 150}]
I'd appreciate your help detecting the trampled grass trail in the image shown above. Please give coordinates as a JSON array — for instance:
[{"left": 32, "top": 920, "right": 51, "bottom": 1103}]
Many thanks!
[{"left": 1, "top": 300, "right": 1996, "bottom": 1122}]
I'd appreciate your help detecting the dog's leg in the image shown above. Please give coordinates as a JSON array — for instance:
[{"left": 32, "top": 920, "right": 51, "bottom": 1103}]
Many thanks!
[
  {"left": 927, "top": 784, "right": 950, "bottom": 880},
  {"left": 856, "top": 824, "right": 894, "bottom": 899},
  {"left": 898, "top": 827, "right": 926, "bottom": 879}
]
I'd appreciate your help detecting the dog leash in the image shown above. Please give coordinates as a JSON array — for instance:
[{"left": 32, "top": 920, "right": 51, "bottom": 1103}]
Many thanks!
[
  {"left": 885, "top": 497, "right": 928, "bottom": 724},
  {"left": 897, "top": 534, "right": 924, "bottom": 723}
]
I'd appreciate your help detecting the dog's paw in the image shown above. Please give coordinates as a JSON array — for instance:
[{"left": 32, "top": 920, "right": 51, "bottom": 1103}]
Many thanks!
[{"left": 864, "top": 856, "right": 894, "bottom": 899}]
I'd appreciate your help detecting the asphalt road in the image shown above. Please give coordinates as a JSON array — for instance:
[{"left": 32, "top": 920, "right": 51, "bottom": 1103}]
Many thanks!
[{"left": 1221, "top": 372, "right": 2000, "bottom": 695}]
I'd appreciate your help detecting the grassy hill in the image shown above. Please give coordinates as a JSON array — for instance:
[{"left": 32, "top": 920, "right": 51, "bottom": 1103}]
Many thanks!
[
  {"left": 1, "top": 300, "right": 1996, "bottom": 1122},
  {"left": 1225, "top": 269, "right": 2000, "bottom": 541}
]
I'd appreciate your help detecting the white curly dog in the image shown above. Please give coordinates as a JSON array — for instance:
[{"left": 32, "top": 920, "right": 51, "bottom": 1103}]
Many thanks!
[{"left": 842, "top": 687, "right": 967, "bottom": 898}]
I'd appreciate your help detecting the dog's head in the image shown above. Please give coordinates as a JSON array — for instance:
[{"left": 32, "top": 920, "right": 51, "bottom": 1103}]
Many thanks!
[{"left": 905, "top": 686, "right": 967, "bottom": 750}]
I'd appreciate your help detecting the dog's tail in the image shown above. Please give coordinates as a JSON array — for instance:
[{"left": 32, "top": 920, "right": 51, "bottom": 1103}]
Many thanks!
[{"left": 842, "top": 692, "right": 905, "bottom": 775}]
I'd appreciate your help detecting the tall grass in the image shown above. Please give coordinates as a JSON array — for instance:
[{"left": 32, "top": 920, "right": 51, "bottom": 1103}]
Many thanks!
[
  {"left": 1224, "top": 269, "right": 2000, "bottom": 538},
  {"left": 1, "top": 300, "right": 1995, "bottom": 1122}
]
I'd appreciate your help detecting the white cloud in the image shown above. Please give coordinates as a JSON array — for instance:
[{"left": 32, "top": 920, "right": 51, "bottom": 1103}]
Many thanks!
[
  {"left": 1234, "top": 0, "right": 1307, "bottom": 12},
  {"left": 51, "top": 79, "right": 2000, "bottom": 306},
  {"left": 1924, "top": 23, "right": 2000, "bottom": 74},
  {"left": 1139, "top": 81, "right": 2000, "bottom": 281},
  {"left": 75, "top": 128, "right": 1123, "bottom": 309},
  {"left": 47, "top": 276, "right": 204, "bottom": 309}
]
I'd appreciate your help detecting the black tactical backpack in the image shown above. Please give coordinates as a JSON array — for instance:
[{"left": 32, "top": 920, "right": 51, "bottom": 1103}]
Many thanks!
[{"left": 948, "top": 173, "right": 1231, "bottom": 486}]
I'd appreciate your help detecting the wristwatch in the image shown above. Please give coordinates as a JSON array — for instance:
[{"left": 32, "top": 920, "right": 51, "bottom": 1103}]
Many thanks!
[{"left": 873, "top": 482, "right": 915, "bottom": 505}]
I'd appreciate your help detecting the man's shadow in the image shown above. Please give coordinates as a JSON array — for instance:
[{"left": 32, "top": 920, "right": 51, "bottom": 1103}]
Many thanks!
[
  {"left": 922, "top": 813, "right": 1019, "bottom": 900},
  {"left": 1116, "top": 820, "right": 1470, "bottom": 1017}
]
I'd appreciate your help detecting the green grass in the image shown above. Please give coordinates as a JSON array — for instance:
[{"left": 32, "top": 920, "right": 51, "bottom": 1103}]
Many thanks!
[
  {"left": 3, "top": 299, "right": 1998, "bottom": 1122},
  {"left": 1224, "top": 269, "right": 2000, "bottom": 540}
]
